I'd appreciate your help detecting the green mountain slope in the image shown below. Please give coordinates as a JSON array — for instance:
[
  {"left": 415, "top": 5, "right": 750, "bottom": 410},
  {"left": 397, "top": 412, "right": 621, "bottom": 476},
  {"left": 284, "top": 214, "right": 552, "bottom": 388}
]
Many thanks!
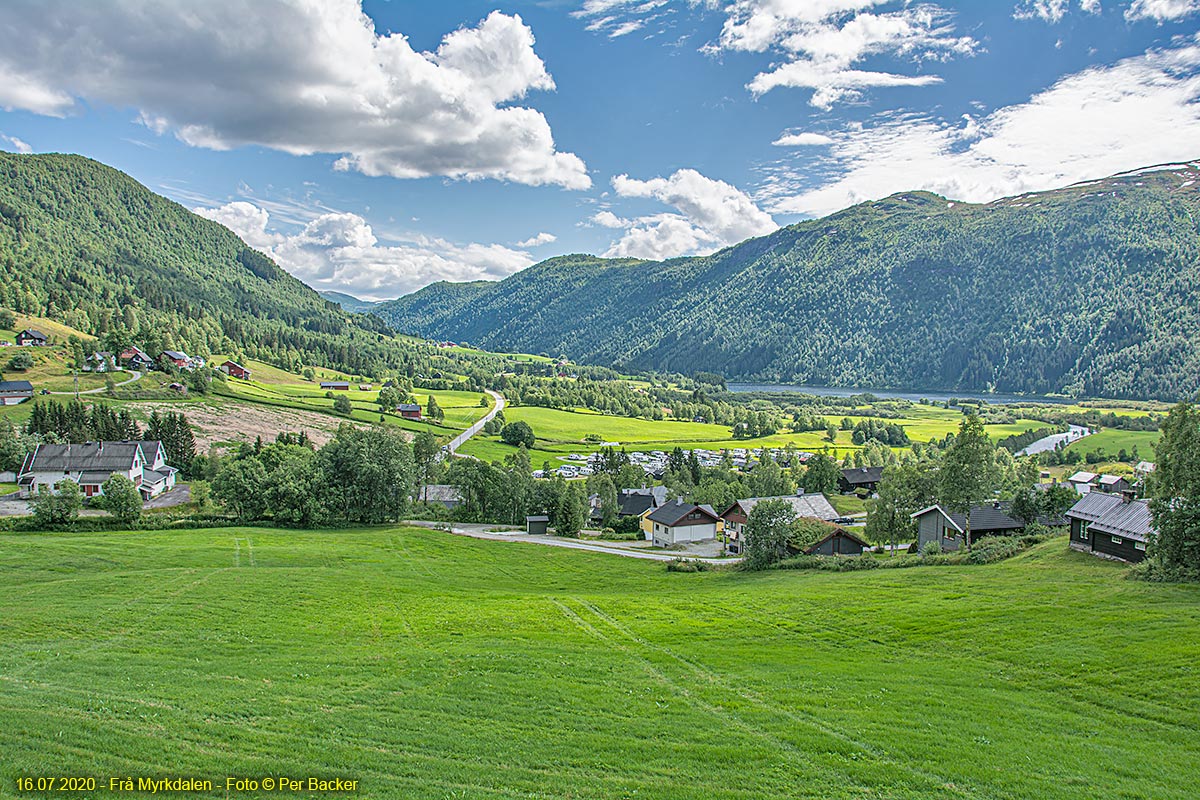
[
  {"left": 318, "top": 290, "right": 381, "bottom": 313},
  {"left": 378, "top": 163, "right": 1200, "bottom": 400},
  {"left": 0, "top": 153, "right": 398, "bottom": 374}
]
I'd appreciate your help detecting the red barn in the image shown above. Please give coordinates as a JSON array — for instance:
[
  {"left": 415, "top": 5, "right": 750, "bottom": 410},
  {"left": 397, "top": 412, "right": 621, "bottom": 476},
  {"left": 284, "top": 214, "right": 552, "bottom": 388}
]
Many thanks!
[
  {"left": 222, "top": 360, "right": 252, "bottom": 380},
  {"left": 396, "top": 403, "right": 423, "bottom": 420}
]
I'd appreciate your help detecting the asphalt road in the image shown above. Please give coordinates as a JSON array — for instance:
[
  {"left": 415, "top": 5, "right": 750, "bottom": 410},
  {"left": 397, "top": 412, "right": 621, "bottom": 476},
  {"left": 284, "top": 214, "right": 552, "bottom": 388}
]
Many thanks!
[{"left": 446, "top": 389, "right": 506, "bottom": 454}]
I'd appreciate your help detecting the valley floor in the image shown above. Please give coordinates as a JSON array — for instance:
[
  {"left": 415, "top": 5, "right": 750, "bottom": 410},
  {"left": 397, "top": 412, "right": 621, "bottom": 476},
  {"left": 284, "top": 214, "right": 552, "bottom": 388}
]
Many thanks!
[{"left": 1, "top": 527, "right": 1197, "bottom": 799}]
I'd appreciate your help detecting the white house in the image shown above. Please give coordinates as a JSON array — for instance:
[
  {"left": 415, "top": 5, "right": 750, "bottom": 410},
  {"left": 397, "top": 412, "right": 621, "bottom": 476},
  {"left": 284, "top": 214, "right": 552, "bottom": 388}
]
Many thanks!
[
  {"left": 646, "top": 500, "right": 721, "bottom": 547},
  {"left": 18, "top": 440, "right": 177, "bottom": 501}
]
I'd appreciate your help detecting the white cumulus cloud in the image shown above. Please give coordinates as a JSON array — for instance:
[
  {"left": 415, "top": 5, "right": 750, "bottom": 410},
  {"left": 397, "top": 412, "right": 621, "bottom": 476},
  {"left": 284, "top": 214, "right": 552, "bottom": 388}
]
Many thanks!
[
  {"left": 600, "top": 169, "right": 778, "bottom": 259},
  {"left": 0, "top": 1, "right": 588, "bottom": 189},
  {"left": 0, "top": 133, "right": 32, "bottom": 153},
  {"left": 1126, "top": 0, "right": 1200, "bottom": 20},
  {"left": 761, "top": 36, "right": 1200, "bottom": 216},
  {"left": 710, "top": 0, "right": 977, "bottom": 108},
  {"left": 195, "top": 201, "right": 535, "bottom": 300},
  {"left": 517, "top": 232, "right": 558, "bottom": 247}
]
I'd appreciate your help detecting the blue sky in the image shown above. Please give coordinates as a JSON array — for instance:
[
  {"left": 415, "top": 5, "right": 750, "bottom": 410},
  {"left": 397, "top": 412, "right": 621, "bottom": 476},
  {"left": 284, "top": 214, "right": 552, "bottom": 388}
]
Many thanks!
[{"left": 1, "top": 0, "right": 1198, "bottom": 300}]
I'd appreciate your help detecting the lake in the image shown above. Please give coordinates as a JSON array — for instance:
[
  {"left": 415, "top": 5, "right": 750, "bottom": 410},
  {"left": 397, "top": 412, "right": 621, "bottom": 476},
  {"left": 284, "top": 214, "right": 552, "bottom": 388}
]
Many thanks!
[{"left": 726, "top": 383, "right": 1075, "bottom": 405}]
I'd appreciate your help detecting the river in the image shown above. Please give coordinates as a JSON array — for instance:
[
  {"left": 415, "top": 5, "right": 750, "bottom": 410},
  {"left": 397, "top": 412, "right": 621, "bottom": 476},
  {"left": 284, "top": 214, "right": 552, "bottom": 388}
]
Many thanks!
[{"left": 726, "top": 383, "right": 1075, "bottom": 405}]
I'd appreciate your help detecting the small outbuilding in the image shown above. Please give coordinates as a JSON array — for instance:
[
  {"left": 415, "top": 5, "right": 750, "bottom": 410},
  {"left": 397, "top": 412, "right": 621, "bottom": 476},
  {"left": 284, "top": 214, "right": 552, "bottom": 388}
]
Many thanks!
[
  {"left": 396, "top": 403, "right": 423, "bottom": 419},
  {"left": 839, "top": 466, "right": 884, "bottom": 494},
  {"left": 526, "top": 515, "right": 550, "bottom": 535},
  {"left": 804, "top": 528, "right": 870, "bottom": 556},
  {"left": 321, "top": 381, "right": 350, "bottom": 390},
  {"left": 221, "top": 360, "right": 252, "bottom": 380}
]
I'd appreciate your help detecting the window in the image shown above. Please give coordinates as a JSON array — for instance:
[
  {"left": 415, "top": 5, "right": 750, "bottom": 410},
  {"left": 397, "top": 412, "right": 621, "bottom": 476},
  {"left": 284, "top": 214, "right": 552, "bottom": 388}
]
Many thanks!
[
  {"left": 1112, "top": 536, "right": 1123, "bottom": 545},
  {"left": 1135, "top": 542, "right": 1147, "bottom": 552}
]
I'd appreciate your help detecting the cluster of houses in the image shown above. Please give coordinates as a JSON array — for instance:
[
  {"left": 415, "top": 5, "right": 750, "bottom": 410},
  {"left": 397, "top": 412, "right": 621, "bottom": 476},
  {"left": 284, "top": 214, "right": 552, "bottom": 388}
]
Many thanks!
[{"left": 17, "top": 440, "right": 179, "bottom": 502}]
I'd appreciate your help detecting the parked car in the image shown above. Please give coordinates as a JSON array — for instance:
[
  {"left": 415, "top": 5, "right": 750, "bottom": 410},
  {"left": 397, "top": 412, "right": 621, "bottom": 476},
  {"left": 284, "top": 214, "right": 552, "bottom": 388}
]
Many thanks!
[{"left": 834, "top": 517, "right": 855, "bottom": 525}]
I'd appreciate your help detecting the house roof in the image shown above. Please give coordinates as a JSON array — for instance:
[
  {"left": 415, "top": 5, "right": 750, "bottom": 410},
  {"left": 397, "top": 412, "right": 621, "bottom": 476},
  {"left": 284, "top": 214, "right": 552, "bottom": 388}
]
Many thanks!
[
  {"left": 1135, "top": 461, "right": 1156, "bottom": 473},
  {"left": 121, "top": 346, "right": 151, "bottom": 360},
  {"left": 841, "top": 466, "right": 884, "bottom": 485},
  {"left": 646, "top": 500, "right": 720, "bottom": 527},
  {"left": 137, "top": 440, "right": 165, "bottom": 462},
  {"left": 804, "top": 528, "right": 870, "bottom": 554},
  {"left": 1098, "top": 474, "right": 1127, "bottom": 486},
  {"left": 526, "top": 515, "right": 550, "bottom": 522},
  {"left": 1068, "top": 471, "right": 1098, "bottom": 483},
  {"left": 910, "top": 505, "right": 965, "bottom": 533},
  {"left": 222, "top": 360, "right": 247, "bottom": 369},
  {"left": 79, "top": 471, "right": 114, "bottom": 484},
  {"left": 618, "top": 493, "right": 655, "bottom": 517},
  {"left": 19, "top": 329, "right": 47, "bottom": 340},
  {"left": 724, "top": 493, "right": 837, "bottom": 521},
  {"left": 946, "top": 503, "right": 1025, "bottom": 533},
  {"left": 142, "top": 469, "right": 172, "bottom": 486},
  {"left": 396, "top": 403, "right": 421, "bottom": 412},
  {"left": 321, "top": 380, "right": 349, "bottom": 386},
  {"left": 20, "top": 442, "right": 143, "bottom": 475},
  {"left": 1088, "top": 498, "right": 1155, "bottom": 543},
  {"left": 162, "top": 350, "right": 189, "bottom": 361},
  {"left": 0, "top": 380, "right": 33, "bottom": 393},
  {"left": 1065, "top": 491, "right": 1126, "bottom": 523}
]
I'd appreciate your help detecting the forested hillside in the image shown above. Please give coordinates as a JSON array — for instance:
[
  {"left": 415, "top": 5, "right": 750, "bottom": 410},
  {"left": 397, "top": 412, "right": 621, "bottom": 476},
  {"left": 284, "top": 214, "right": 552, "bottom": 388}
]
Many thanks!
[
  {"left": 379, "top": 163, "right": 1200, "bottom": 401},
  {"left": 0, "top": 153, "right": 398, "bottom": 374}
]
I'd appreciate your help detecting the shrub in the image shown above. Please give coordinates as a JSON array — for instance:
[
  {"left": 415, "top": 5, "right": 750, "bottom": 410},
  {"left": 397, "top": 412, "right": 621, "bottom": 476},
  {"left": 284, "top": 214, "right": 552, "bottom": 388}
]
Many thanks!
[
  {"left": 965, "top": 536, "right": 1023, "bottom": 565},
  {"left": 666, "top": 558, "right": 713, "bottom": 573},
  {"left": 920, "top": 540, "right": 943, "bottom": 557}
]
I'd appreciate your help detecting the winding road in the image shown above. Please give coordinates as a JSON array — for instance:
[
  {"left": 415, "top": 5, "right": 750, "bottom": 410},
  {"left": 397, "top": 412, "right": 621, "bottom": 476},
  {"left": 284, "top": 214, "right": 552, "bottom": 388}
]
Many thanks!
[{"left": 446, "top": 388, "right": 505, "bottom": 455}]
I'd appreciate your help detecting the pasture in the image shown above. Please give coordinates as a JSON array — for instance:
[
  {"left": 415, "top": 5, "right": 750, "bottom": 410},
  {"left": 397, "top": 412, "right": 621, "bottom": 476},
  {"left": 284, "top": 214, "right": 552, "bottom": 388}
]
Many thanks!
[
  {"left": 1, "top": 526, "right": 1196, "bottom": 799},
  {"left": 460, "top": 404, "right": 1066, "bottom": 465}
]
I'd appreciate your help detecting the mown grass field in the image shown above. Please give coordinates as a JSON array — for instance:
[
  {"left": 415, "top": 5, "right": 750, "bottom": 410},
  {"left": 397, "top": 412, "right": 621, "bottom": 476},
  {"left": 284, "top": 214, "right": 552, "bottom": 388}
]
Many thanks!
[
  {"left": 1, "top": 527, "right": 1197, "bottom": 799},
  {"left": 1064, "top": 428, "right": 1159, "bottom": 460}
]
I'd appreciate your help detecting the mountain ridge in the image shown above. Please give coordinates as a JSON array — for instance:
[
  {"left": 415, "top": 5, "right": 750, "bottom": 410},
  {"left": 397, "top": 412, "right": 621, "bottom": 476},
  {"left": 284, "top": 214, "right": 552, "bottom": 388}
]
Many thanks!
[{"left": 375, "top": 162, "right": 1200, "bottom": 401}]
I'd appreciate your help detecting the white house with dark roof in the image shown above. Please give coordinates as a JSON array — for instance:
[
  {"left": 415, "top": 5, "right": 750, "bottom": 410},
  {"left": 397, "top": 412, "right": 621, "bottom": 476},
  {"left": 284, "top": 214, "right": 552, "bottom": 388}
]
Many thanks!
[
  {"left": 0, "top": 380, "right": 34, "bottom": 405},
  {"left": 646, "top": 500, "right": 721, "bottom": 547},
  {"left": 15, "top": 329, "right": 48, "bottom": 346},
  {"left": 18, "top": 440, "right": 177, "bottom": 501}
]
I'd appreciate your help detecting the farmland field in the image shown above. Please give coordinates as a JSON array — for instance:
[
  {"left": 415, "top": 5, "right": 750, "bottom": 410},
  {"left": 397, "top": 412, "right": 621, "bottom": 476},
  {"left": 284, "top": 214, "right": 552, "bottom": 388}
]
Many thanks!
[
  {"left": 459, "top": 404, "right": 1066, "bottom": 464},
  {"left": 1, "top": 527, "right": 1197, "bottom": 799}
]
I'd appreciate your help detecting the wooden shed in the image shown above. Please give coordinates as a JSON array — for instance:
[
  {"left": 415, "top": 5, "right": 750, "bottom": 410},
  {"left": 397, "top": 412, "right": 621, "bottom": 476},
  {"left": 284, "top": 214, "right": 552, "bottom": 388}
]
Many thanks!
[{"left": 526, "top": 515, "right": 550, "bottom": 535}]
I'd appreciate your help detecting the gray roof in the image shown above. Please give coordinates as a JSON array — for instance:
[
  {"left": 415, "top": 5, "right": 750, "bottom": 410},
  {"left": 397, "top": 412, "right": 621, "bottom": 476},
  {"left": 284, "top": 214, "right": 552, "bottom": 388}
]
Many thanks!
[
  {"left": 21, "top": 442, "right": 142, "bottom": 474},
  {"left": 1068, "top": 471, "right": 1098, "bottom": 483},
  {"left": 79, "top": 471, "right": 114, "bottom": 484},
  {"left": 1098, "top": 474, "right": 1128, "bottom": 486},
  {"left": 162, "top": 350, "right": 189, "bottom": 360},
  {"left": 138, "top": 440, "right": 165, "bottom": 461},
  {"left": 1065, "top": 492, "right": 1126, "bottom": 523},
  {"left": 142, "top": 469, "right": 172, "bottom": 485},
  {"left": 841, "top": 466, "right": 884, "bottom": 485},
  {"left": 0, "top": 380, "right": 33, "bottom": 393},
  {"left": 396, "top": 403, "right": 421, "bottom": 412},
  {"left": 727, "top": 493, "right": 838, "bottom": 521},
  {"left": 1088, "top": 498, "right": 1155, "bottom": 543},
  {"left": 619, "top": 493, "right": 654, "bottom": 517},
  {"left": 526, "top": 515, "right": 550, "bottom": 522},
  {"left": 19, "top": 329, "right": 47, "bottom": 340}
]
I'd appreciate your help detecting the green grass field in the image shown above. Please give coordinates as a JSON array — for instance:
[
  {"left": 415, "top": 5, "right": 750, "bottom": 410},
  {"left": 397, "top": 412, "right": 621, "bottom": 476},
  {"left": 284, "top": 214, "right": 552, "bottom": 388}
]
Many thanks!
[
  {"left": 459, "top": 405, "right": 1068, "bottom": 465},
  {"left": 1065, "top": 429, "right": 1159, "bottom": 460},
  {"left": 2, "top": 527, "right": 1197, "bottom": 799}
]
